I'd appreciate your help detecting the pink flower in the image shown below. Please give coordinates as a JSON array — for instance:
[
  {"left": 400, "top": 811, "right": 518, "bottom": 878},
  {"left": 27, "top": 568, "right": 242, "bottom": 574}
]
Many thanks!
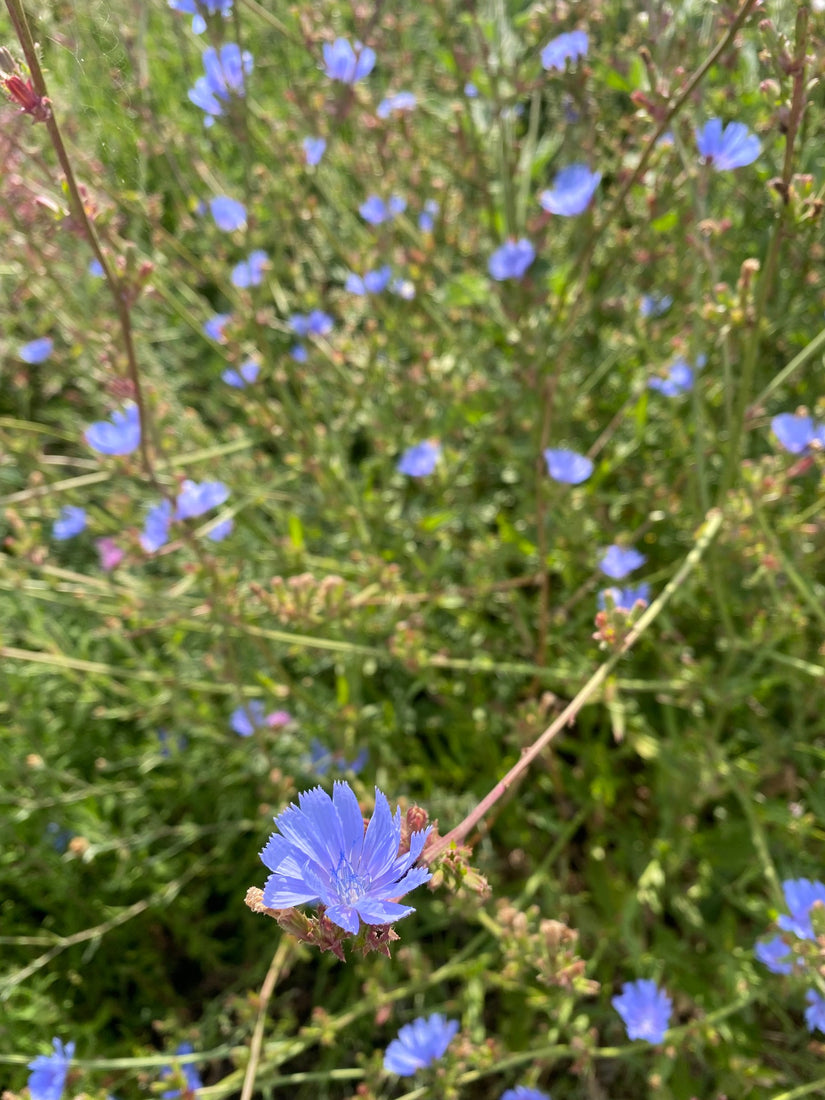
[{"left": 96, "top": 537, "right": 124, "bottom": 571}]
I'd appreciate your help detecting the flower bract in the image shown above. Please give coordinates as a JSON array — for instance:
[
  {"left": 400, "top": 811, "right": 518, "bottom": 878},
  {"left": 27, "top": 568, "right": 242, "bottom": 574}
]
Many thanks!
[
  {"left": 539, "top": 164, "right": 601, "bottom": 216},
  {"left": 541, "top": 30, "right": 588, "bottom": 71},
  {"left": 259, "top": 781, "right": 432, "bottom": 934},
  {"left": 85, "top": 404, "right": 141, "bottom": 456},
  {"left": 27, "top": 1038, "right": 74, "bottom": 1100},
  {"left": 543, "top": 448, "right": 593, "bottom": 484},
  {"left": 612, "top": 979, "right": 672, "bottom": 1043},
  {"left": 383, "top": 1013, "right": 459, "bottom": 1076},
  {"left": 695, "top": 118, "right": 760, "bottom": 171}
]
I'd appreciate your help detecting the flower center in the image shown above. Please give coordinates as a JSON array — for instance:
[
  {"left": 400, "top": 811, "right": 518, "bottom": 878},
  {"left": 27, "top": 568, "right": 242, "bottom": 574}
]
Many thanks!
[{"left": 332, "top": 855, "right": 370, "bottom": 905}]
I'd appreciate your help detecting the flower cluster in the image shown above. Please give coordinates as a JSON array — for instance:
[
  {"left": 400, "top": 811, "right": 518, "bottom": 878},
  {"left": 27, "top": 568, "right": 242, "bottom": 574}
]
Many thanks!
[{"left": 756, "top": 878, "right": 825, "bottom": 1034}]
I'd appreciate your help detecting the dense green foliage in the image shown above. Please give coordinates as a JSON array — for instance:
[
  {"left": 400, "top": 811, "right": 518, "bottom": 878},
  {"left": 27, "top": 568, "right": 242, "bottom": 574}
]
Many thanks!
[{"left": 2, "top": 1, "right": 825, "bottom": 1097}]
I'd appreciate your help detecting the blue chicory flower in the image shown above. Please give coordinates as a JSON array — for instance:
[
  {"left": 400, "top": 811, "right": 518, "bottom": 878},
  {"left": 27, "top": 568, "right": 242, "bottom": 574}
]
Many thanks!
[
  {"left": 206, "top": 518, "right": 233, "bottom": 541},
  {"left": 141, "top": 500, "right": 173, "bottom": 553},
  {"left": 160, "top": 1042, "right": 203, "bottom": 1099},
  {"left": 359, "top": 194, "right": 406, "bottom": 225},
  {"left": 188, "top": 43, "right": 253, "bottom": 126},
  {"left": 290, "top": 310, "right": 334, "bottom": 337},
  {"left": 231, "top": 249, "right": 268, "bottom": 288},
  {"left": 27, "top": 1038, "right": 75, "bottom": 1100},
  {"left": 501, "top": 1089, "right": 551, "bottom": 1100},
  {"left": 169, "top": 0, "right": 232, "bottom": 36},
  {"left": 464, "top": 82, "right": 479, "bottom": 97},
  {"left": 176, "top": 480, "right": 229, "bottom": 520},
  {"left": 231, "top": 700, "right": 267, "bottom": 736},
  {"left": 303, "top": 136, "right": 326, "bottom": 166},
  {"left": 771, "top": 413, "right": 825, "bottom": 455},
  {"left": 398, "top": 441, "right": 440, "bottom": 477},
  {"left": 20, "top": 336, "right": 54, "bottom": 363},
  {"left": 53, "top": 506, "right": 87, "bottom": 541},
  {"left": 639, "top": 293, "right": 672, "bottom": 318},
  {"left": 539, "top": 164, "right": 601, "bottom": 216},
  {"left": 612, "top": 979, "right": 672, "bottom": 1044},
  {"left": 599, "top": 545, "right": 646, "bottom": 580},
  {"left": 377, "top": 90, "right": 417, "bottom": 119},
  {"left": 418, "top": 199, "right": 439, "bottom": 232},
  {"left": 543, "top": 448, "right": 593, "bottom": 484},
  {"left": 259, "top": 780, "right": 432, "bottom": 933},
  {"left": 88, "top": 259, "right": 105, "bottom": 277},
  {"left": 695, "top": 118, "right": 760, "bottom": 171},
  {"left": 291, "top": 344, "right": 308, "bottom": 362},
  {"left": 85, "top": 404, "right": 141, "bottom": 456},
  {"left": 488, "top": 239, "right": 535, "bottom": 281},
  {"left": 307, "top": 739, "right": 368, "bottom": 777},
  {"left": 649, "top": 357, "right": 695, "bottom": 396},
  {"left": 541, "top": 29, "right": 588, "bottom": 71},
  {"left": 322, "top": 38, "right": 375, "bottom": 84},
  {"left": 46, "top": 821, "right": 73, "bottom": 853},
  {"left": 597, "top": 584, "right": 650, "bottom": 612},
  {"left": 345, "top": 266, "right": 392, "bottom": 295},
  {"left": 383, "top": 1013, "right": 459, "bottom": 1077},
  {"left": 210, "top": 195, "right": 246, "bottom": 231},
  {"left": 223, "top": 358, "right": 260, "bottom": 387},
  {"left": 755, "top": 935, "right": 795, "bottom": 975},
  {"left": 777, "top": 878, "right": 825, "bottom": 940},
  {"left": 805, "top": 991, "right": 825, "bottom": 1034},
  {"left": 203, "top": 313, "right": 232, "bottom": 342}
]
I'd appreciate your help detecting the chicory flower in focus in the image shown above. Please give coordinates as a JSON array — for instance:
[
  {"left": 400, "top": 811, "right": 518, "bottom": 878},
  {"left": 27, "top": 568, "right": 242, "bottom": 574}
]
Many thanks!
[
  {"left": 383, "top": 1014, "right": 459, "bottom": 1077},
  {"left": 543, "top": 448, "right": 593, "bottom": 484},
  {"left": 322, "top": 38, "right": 375, "bottom": 84},
  {"left": 695, "top": 118, "right": 760, "bottom": 171},
  {"left": 210, "top": 195, "right": 246, "bottom": 231},
  {"left": 599, "top": 545, "right": 646, "bottom": 580},
  {"left": 188, "top": 43, "right": 253, "bottom": 126},
  {"left": 231, "top": 249, "right": 268, "bottom": 288},
  {"left": 541, "top": 30, "right": 588, "bottom": 71},
  {"left": 488, "top": 239, "right": 535, "bottom": 281},
  {"left": 20, "top": 336, "right": 54, "bottom": 363},
  {"left": 53, "top": 506, "right": 87, "bottom": 541},
  {"left": 612, "top": 979, "right": 672, "bottom": 1043},
  {"left": 27, "top": 1038, "right": 74, "bottom": 1100},
  {"left": 539, "top": 164, "right": 601, "bottom": 216},
  {"left": 303, "top": 136, "right": 326, "bottom": 166},
  {"left": 398, "top": 441, "right": 440, "bottom": 477},
  {"left": 259, "top": 781, "right": 432, "bottom": 933},
  {"left": 85, "top": 404, "right": 141, "bottom": 456}
]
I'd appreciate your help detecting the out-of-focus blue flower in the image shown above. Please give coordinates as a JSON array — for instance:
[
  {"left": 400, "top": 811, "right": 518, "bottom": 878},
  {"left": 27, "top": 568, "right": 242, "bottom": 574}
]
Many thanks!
[
  {"left": 541, "top": 30, "right": 588, "bottom": 71},
  {"left": 805, "top": 991, "right": 825, "bottom": 1034},
  {"left": 612, "top": 979, "right": 672, "bottom": 1044},
  {"left": 771, "top": 413, "right": 823, "bottom": 455},
  {"left": 291, "top": 344, "right": 308, "bottom": 362},
  {"left": 418, "top": 199, "right": 439, "bottom": 232},
  {"left": 695, "top": 118, "right": 760, "bottom": 171},
  {"left": 260, "top": 780, "right": 432, "bottom": 933},
  {"left": 597, "top": 584, "right": 650, "bottom": 612},
  {"left": 85, "top": 404, "right": 141, "bottom": 456},
  {"left": 488, "top": 239, "right": 535, "bottom": 281},
  {"left": 501, "top": 1088, "right": 551, "bottom": 1100},
  {"left": 46, "top": 821, "right": 73, "bottom": 853},
  {"left": 53, "top": 506, "right": 87, "bottom": 541},
  {"left": 398, "top": 441, "right": 440, "bottom": 477},
  {"left": 169, "top": 0, "right": 232, "bottom": 35},
  {"left": 96, "top": 537, "right": 124, "bottom": 570},
  {"left": 322, "top": 38, "right": 375, "bottom": 84},
  {"left": 290, "top": 310, "right": 334, "bottom": 337},
  {"left": 223, "top": 358, "right": 260, "bottom": 387},
  {"left": 27, "top": 1038, "right": 74, "bottom": 1100},
  {"left": 160, "top": 1042, "right": 203, "bottom": 1099},
  {"left": 345, "top": 266, "right": 392, "bottom": 295},
  {"left": 778, "top": 878, "right": 825, "bottom": 940},
  {"left": 232, "top": 700, "right": 267, "bottom": 735},
  {"left": 88, "top": 259, "right": 105, "bottom": 277},
  {"left": 141, "top": 500, "right": 173, "bottom": 553},
  {"left": 307, "top": 738, "right": 368, "bottom": 776},
  {"left": 639, "top": 294, "right": 672, "bottom": 318},
  {"left": 599, "top": 545, "right": 646, "bottom": 580},
  {"left": 206, "top": 518, "right": 233, "bottom": 541},
  {"left": 20, "top": 337, "right": 54, "bottom": 363},
  {"left": 303, "top": 136, "right": 327, "bottom": 165},
  {"left": 189, "top": 43, "right": 253, "bottom": 126},
  {"left": 231, "top": 249, "right": 268, "bottom": 288},
  {"left": 204, "top": 313, "right": 232, "bottom": 342},
  {"left": 390, "top": 276, "right": 415, "bottom": 299},
  {"left": 359, "top": 194, "right": 406, "bottom": 225},
  {"left": 543, "top": 448, "right": 593, "bottom": 484},
  {"left": 649, "top": 357, "right": 694, "bottom": 396},
  {"left": 464, "top": 82, "right": 479, "bottom": 97},
  {"left": 539, "top": 164, "right": 601, "bottom": 216},
  {"left": 210, "top": 195, "right": 246, "bottom": 231},
  {"left": 755, "top": 935, "right": 795, "bottom": 975},
  {"left": 383, "top": 1014, "right": 459, "bottom": 1076},
  {"left": 377, "top": 91, "right": 416, "bottom": 119},
  {"left": 176, "top": 480, "right": 229, "bottom": 520}
]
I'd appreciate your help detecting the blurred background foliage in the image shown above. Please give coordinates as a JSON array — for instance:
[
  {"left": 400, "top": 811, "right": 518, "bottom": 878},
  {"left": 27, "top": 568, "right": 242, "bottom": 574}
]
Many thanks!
[{"left": 2, "top": 0, "right": 825, "bottom": 1097}]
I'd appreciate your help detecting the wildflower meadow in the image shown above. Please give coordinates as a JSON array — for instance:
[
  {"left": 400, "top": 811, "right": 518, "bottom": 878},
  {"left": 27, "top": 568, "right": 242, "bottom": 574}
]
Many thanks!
[{"left": 3, "top": 1, "right": 825, "bottom": 1097}]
